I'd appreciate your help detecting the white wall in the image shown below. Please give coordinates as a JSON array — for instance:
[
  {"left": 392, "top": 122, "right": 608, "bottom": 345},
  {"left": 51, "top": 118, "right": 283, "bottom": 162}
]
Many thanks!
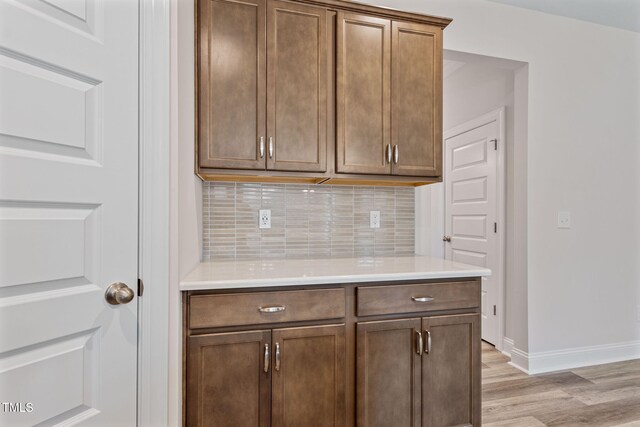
[
  {"left": 169, "top": 0, "right": 202, "bottom": 424},
  {"left": 417, "top": 54, "right": 527, "bottom": 352},
  {"left": 387, "top": 0, "right": 640, "bottom": 372},
  {"left": 170, "top": 2, "right": 640, "bottom": 396},
  {"left": 511, "top": 65, "right": 529, "bottom": 363},
  {"left": 415, "top": 183, "right": 445, "bottom": 258},
  {"left": 176, "top": 0, "right": 202, "bottom": 278},
  {"left": 443, "top": 56, "right": 516, "bottom": 133}
]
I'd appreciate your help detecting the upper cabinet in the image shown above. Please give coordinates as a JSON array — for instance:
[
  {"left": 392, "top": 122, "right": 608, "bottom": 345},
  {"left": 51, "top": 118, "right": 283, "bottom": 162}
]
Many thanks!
[
  {"left": 196, "top": 0, "right": 450, "bottom": 185},
  {"left": 336, "top": 16, "right": 443, "bottom": 177},
  {"left": 336, "top": 12, "right": 391, "bottom": 175},
  {"left": 391, "top": 21, "right": 443, "bottom": 177},
  {"left": 267, "top": 0, "right": 328, "bottom": 173},
  {"left": 197, "top": 0, "right": 266, "bottom": 171},
  {"left": 198, "top": 0, "right": 328, "bottom": 173}
]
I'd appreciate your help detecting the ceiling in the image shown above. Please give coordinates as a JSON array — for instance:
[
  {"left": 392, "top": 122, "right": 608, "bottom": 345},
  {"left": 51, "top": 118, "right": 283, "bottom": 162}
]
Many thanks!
[{"left": 486, "top": 0, "right": 640, "bottom": 33}]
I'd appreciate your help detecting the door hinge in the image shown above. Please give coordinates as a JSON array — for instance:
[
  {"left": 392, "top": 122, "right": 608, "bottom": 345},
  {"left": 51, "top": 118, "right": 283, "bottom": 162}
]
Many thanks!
[
  {"left": 493, "top": 305, "right": 497, "bottom": 316},
  {"left": 494, "top": 222, "right": 497, "bottom": 233},
  {"left": 138, "top": 278, "right": 144, "bottom": 297},
  {"left": 491, "top": 139, "right": 497, "bottom": 150}
]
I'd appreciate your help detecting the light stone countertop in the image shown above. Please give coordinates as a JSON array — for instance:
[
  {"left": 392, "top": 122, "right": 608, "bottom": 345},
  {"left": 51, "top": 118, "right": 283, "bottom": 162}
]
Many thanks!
[{"left": 180, "top": 255, "right": 491, "bottom": 291}]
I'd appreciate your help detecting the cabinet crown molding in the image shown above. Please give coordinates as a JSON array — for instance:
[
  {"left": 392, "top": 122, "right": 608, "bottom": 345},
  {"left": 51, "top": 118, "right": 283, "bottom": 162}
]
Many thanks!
[{"left": 288, "top": 0, "right": 452, "bottom": 28}]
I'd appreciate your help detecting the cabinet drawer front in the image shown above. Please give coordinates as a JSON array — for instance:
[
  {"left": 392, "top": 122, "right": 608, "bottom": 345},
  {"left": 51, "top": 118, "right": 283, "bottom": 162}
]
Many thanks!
[
  {"left": 357, "top": 281, "right": 479, "bottom": 316},
  {"left": 190, "top": 288, "right": 346, "bottom": 328}
]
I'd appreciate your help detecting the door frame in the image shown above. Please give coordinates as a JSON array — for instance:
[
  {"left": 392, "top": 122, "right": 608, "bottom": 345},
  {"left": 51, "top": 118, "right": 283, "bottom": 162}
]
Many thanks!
[
  {"left": 443, "top": 107, "right": 506, "bottom": 351},
  {"left": 138, "top": 0, "right": 172, "bottom": 425}
]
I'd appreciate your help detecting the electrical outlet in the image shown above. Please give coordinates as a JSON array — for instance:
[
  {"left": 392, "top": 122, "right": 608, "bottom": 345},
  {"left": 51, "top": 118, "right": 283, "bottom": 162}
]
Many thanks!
[
  {"left": 370, "top": 210, "right": 380, "bottom": 229},
  {"left": 259, "top": 209, "right": 271, "bottom": 229},
  {"left": 557, "top": 211, "right": 571, "bottom": 229}
]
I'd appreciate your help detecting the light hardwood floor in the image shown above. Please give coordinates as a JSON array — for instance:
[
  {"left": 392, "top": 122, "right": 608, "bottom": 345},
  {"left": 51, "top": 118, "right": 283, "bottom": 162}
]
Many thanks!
[{"left": 482, "top": 342, "right": 640, "bottom": 426}]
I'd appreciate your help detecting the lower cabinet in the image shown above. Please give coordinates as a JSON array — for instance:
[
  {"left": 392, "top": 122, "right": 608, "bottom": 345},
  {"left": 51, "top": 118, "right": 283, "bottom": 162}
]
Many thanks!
[
  {"left": 357, "top": 314, "right": 480, "bottom": 427},
  {"left": 187, "top": 330, "right": 271, "bottom": 427},
  {"left": 184, "top": 280, "right": 481, "bottom": 427},
  {"left": 357, "top": 318, "right": 422, "bottom": 426},
  {"left": 272, "top": 325, "right": 346, "bottom": 426},
  {"left": 422, "top": 314, "right": 481, "bottom": 427},
  {"left": 187, "top": 324, "right": 346, "bottom": 427}
]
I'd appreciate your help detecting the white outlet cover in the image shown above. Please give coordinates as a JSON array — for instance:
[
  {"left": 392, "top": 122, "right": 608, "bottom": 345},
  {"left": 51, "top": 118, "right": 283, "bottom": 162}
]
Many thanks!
[
  {"left": 370, "top": 211, "right": 380, "bottom": 229},
  {"left": 557, "top": 211, "right": 571, "bottom": 229},
  {"left": 259, "top": 209, "right": 271, "bottom": 229}
]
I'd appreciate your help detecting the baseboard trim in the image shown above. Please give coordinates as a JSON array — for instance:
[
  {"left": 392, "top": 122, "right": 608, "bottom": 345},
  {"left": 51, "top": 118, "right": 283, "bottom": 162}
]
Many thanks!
[
  {"left": 509, "top": 346, "right": 530, "bottom": 373},
  {"left": 528, "top": 340, "right": 640, "bottom": 375},
  {"left": 502, "top": 337, "right": 514, "bottom": 357},
  {"left": 507, "top": 340, "right": 640, "bottom": 375}
]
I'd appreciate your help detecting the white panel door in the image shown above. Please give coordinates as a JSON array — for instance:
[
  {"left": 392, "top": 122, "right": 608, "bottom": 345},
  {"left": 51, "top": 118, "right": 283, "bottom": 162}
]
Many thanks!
[
  {"left": 444, "top": 121, "right": 499, "bottom": 345},
  {"left": 0, "top": 0, "right": 139, "bottom": 425}
]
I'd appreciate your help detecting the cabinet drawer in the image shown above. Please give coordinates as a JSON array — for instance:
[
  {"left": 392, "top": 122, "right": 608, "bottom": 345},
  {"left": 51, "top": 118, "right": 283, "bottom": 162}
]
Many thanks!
[
  {"left": 190, "top": 288, "right": 346, "bottom": 329},
  {"left": 356, "top": 281, "right": 479, "bottom": 316}
]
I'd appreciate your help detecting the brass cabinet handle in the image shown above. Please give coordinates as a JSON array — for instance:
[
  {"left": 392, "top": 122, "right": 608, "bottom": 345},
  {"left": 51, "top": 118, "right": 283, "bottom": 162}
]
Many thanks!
[
  {"left": 425, "top": 330, "right": 432, "bottom": 354},
  {"left": 386, "top": 143, "right": 392, "bottom": 164},
  {"left": 264, "top": 343, "right": 270, "bottom": 373},
  {"left": 393, "top": 145, "right": 399, "bottom": 164},
  {"left": 259, "top": 136, "right": 265, "bottom": 158},
  {"left": 416, "top": 330, "right": 423, "bottom": 356},
  {"left": 268, "top": 136, "right": 274, "bottom": 158},
  {"left": 412, "top": 296, "right": 435, "bottom": 303},
  {"left": 275, "top": 342, "right": 281, "bottom": 371},
  {"left": 258, "top": 305, "right": 286, "bottom": 313}
]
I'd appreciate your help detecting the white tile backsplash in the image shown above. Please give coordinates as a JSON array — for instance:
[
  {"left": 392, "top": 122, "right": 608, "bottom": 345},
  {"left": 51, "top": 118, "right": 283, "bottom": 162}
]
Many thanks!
[{"left": 203, "top": 182, "right": 415, "bottom": 260}]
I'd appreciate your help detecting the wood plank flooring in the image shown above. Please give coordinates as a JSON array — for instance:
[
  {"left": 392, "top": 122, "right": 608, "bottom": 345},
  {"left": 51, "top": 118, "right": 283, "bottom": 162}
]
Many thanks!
[{"left": 482, "top": 342, "right": 640, "bottom": 426}]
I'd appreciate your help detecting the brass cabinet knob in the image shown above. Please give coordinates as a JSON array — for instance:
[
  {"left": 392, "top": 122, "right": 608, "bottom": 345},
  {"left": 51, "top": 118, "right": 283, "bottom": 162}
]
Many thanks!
[{"left": 105, "top": 282, "right": 135, "bottom": 305}]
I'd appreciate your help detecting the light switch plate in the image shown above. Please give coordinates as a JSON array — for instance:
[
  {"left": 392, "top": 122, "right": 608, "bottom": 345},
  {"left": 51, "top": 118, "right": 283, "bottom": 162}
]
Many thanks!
[
  {"left": 259, "top": 209, "right": 271, "bottom": 229},
  {"left": 557, "top": 211, "right": 571, "bottom": 229},
  {"left": 370, "top": 211, "right": 380, "bottom": 229}
]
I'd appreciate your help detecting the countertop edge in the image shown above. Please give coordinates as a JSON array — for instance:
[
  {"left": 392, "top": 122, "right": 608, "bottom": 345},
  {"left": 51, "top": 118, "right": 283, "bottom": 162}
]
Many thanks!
[{"left": 180, "top": 269, "right": 490, "bottom": 291}]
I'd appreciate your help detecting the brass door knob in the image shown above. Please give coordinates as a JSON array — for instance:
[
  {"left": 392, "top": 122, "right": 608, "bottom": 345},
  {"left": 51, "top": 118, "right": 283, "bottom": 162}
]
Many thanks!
[{"left": 105, "top": 282, "right": 135, "bottom": 305}]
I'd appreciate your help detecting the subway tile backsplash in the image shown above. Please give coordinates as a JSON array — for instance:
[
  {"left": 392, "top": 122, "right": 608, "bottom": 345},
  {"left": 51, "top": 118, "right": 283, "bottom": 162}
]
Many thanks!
[{"left": 203, "top": 182, "right": 415, "bottom": 260}]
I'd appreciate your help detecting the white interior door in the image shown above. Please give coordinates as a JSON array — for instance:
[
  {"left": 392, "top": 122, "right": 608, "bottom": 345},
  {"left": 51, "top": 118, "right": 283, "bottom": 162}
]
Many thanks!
[
  {"left": 0, "top": 0, "right": 139, "bottom": 425},
  {"left": 444, "top": 119, "right": 500, "bottom": 346}
]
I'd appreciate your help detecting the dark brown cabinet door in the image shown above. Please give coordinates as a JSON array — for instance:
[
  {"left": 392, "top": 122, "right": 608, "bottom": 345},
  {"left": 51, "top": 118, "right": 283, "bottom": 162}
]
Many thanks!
[
  {"left": 267, "top": 1, "right": 327, "bottom": 172},
  {"left": 186, "top": 330, "right": 271, "bottom": 427},
  {"left": 198, "top": 0, "right": 266, "bottom": 170},
  {"left": 336, "top": 12, "right": 391, "bottom": 175},
  {"left": 422, "top": 314, "right": 481, "bottom": 427},
  {"left": 272, "top": 324, "right": 346, "bottom": 427},
  {"left": 356, "top": 319, "right": 421, "bottom": 427},
  {"left": 391, "top": 21, "right": 443, "bottom": 177}
]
